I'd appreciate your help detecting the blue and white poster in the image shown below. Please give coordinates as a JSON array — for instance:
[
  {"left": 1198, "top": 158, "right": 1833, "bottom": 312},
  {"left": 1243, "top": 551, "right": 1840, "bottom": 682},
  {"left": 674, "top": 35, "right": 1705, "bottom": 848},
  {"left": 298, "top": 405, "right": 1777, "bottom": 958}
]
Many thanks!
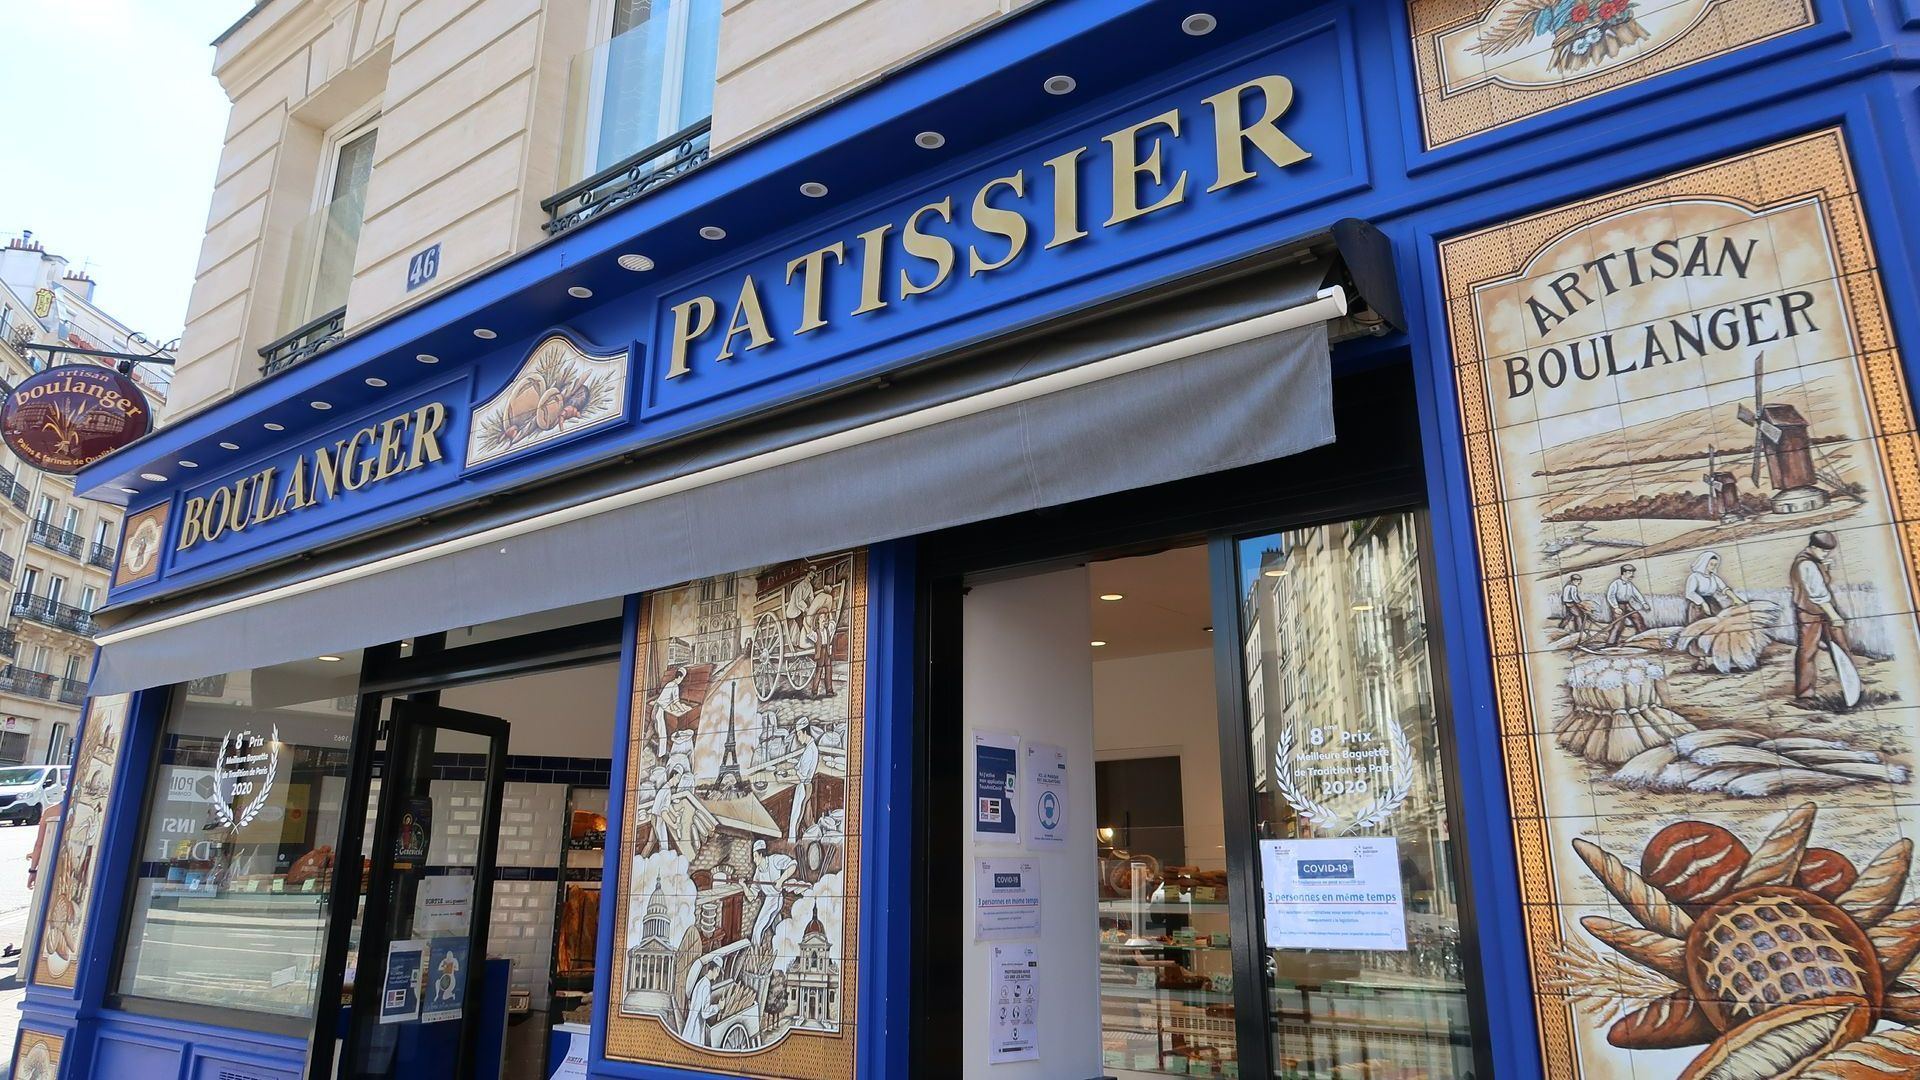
[
  {"left": 379, "top": 940, "right": 425, "bottom": 1024},
  {"left": 420, "top": 937, "right": 470, "bottom": 1024},
  {"left": 1025, "top": 742, "right": 1067, "bottom": 848},
  {"left": 1259, "top": 837, "right": 1407, "bottom": 952},
  {"left": 972, "top": 731, "right": 1019, "bottom": 841}
]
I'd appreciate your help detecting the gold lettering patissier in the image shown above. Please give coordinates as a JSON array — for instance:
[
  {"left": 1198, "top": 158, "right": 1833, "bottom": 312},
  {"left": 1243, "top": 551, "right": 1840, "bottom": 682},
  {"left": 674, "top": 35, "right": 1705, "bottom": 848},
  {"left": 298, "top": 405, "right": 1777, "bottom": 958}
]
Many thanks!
[
  {"left": 175, "top": 402, "right": 447, "bottom": 553},
  {"left": 664, "top": 73, "right": 1311, "bottom": 378}
]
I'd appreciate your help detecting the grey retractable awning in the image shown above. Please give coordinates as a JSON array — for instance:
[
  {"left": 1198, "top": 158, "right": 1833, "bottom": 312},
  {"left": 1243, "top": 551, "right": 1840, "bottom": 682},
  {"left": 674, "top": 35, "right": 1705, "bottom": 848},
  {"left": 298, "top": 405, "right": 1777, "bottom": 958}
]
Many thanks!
[{"left": 90, "top": 244, "right": 1366, "bottom": 693}]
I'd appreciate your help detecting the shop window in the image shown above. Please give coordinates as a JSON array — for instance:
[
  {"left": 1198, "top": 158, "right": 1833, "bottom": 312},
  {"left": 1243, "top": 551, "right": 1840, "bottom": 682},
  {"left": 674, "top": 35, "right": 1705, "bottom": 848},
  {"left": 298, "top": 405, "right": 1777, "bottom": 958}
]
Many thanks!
[
  {"left": 113, "top": 653, "right": 364, "bottom": 1030},
  {"left": 1235, "top": 512, "right": 1479, "bottom": 1076}
]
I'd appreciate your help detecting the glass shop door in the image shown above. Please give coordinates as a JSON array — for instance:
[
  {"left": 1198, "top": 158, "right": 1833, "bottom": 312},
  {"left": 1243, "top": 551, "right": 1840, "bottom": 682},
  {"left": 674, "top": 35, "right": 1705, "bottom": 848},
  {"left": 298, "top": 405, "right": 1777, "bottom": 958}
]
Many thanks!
[{"left": 340, "top": 701, "right": 508, "bottom": 1079}]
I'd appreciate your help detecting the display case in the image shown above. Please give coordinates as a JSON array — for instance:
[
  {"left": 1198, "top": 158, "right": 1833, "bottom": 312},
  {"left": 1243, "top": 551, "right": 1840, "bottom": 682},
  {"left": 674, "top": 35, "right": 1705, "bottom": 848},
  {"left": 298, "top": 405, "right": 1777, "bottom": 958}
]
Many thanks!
[
  {"left": 547, "top": 787, "right": 606, "bottom": 1033},
  {"left": 1098, "top": 865, "right": 1238, "bottom": 1079}
]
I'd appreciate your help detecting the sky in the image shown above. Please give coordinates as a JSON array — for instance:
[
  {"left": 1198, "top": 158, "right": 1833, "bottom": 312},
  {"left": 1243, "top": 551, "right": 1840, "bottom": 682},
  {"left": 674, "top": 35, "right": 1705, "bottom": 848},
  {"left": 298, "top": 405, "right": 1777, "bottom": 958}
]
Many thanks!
[{"left": 0, "top": 1, "right": 257, "bottom": 343}]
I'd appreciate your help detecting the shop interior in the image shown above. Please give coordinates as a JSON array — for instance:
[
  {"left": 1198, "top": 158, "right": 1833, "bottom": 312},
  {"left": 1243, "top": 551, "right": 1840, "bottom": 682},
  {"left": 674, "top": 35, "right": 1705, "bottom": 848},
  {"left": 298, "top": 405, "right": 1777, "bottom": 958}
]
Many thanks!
[
  {"left": 957, "top": 515, "right": 1476, "bottom": 1080},
  {"left": 112, "top": 599, "right": 626, "bottom": 1080}
]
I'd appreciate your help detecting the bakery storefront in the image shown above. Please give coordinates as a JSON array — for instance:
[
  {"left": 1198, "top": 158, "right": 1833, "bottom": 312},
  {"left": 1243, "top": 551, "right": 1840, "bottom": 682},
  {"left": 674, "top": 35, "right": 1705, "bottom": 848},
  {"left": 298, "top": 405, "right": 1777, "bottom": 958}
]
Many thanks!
[{"left": 18, "top": 0, "right": 1920, "bottom": 1078}]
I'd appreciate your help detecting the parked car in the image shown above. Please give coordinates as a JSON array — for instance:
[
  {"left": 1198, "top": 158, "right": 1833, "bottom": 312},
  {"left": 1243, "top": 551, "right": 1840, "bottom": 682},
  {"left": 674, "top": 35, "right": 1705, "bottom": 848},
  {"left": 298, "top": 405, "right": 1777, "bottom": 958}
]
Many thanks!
[{"left": 0, "top": 765, "right": 68, "bottom": 825}]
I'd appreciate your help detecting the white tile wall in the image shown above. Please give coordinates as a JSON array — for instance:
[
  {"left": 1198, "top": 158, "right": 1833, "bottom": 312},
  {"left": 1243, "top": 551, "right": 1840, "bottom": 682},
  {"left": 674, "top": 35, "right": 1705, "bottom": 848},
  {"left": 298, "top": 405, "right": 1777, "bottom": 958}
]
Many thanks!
[
  {"left": 488, "top": 782, "right": 569, "bottom": 1008},
  {"left": 429, "top": 779, "right": 488, "bottom": 867},
  {"left": 496, "top": 781, "right": 566, "bottom": 867}
]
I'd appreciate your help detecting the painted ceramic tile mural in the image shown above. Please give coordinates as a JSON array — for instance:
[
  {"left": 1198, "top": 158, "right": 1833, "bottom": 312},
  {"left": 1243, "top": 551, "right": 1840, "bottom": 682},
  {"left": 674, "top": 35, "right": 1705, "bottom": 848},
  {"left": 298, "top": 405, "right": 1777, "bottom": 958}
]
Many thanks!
[
  {"left": 1441, "top": 129, "right": 1920, "bottom": 1076},
  {"left": 1409, "top": 0, "right": 1813, "bottom": 148},
  {"left": 11, "top": 1028, "right": 61, "bottom": 1080},
  {"left": 34, "top": 693, "right": 130, "bottom": 989},
  {"left": 607, "top": 551, "right": 864, "bottom": 1080},
  {"left": 465, "top": 331, "right": 628, "bottom": 469}
]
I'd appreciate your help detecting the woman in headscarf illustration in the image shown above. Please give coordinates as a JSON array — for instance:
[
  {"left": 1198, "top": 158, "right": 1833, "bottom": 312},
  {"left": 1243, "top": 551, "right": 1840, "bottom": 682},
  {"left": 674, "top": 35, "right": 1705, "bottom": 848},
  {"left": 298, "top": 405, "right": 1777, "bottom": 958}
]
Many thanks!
[{"left": 1682, "top": 550, "right": 1746, "bottom": 623}]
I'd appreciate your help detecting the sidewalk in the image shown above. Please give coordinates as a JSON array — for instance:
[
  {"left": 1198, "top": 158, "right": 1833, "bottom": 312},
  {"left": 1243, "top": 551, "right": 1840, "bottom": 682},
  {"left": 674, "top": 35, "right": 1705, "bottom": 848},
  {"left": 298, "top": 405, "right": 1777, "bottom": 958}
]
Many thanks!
[{"left": 0, "top": 902, "right": 29, "bottom": 1080}]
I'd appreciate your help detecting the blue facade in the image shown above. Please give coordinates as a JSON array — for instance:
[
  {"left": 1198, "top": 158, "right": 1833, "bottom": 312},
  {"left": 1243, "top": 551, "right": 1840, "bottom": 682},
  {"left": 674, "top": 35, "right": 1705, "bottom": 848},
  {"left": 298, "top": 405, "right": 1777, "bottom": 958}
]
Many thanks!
[{"left": 21, "top": 0, "right": 1920, "bottom": 1076}]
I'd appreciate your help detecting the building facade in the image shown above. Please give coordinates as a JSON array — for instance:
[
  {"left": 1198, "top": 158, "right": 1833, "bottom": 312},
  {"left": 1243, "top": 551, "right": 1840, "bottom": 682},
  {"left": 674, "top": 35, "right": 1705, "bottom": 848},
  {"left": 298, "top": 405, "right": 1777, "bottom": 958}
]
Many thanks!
[
  {"left": 17, "top": 0, "right": 1920, "bottom": 1078},
  {"left": 0, "top": 238, "right": 166, "bottom": 772}
]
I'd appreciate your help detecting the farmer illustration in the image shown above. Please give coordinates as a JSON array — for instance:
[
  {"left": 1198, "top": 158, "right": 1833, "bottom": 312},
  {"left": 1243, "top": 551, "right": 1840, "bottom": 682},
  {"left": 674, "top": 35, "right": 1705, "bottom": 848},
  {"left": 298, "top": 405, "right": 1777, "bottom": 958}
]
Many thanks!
[
  {"left": 1603, "top": 563, "right": 1651, "bottom": 644},
  {"left": 1682, "top": 550, "right": 1746, "bottom": 623},
  {"left": 1557, "top": 573, "right": 1591, "bottom": 633},
  {"left": 1790, "top": 530, "right": 1861, "bottom": 706}
]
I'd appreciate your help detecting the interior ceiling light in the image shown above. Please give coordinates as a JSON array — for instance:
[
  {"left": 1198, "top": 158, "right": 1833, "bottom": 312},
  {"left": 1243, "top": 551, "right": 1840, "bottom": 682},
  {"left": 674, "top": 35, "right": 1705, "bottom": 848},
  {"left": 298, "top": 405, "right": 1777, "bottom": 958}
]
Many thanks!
[
  {"left": 118, "top": 487, "right": 139, "bottom": 495},
  {"left": 310, "top": 400, "right": 332, "bottom": 410},
  {"left": 366, "top": 377, "right": 388, "bottom": 388},
  {"left": 139, "top": 472, "right": 167, "bottom": 482},
  {"left": 1044, "top": 75, "right": 1077, "bottom": 95},
  {"left": 178, "top": 460, "right": 198, "bottom": 468},
  {"left": 416, "top": 353, "right": 440, "bottom": 364},
  {"left": 1204, "top": 626, "right": 1214, "bottom": 633},
  {"left": 618, "top": 253, "right": 654, "bottom": 272},
  {"left": 699, "top": 225, "right": 727, "bottom": 240},
  {"left": 1182, "top": 12, "right": 1218, "bottom": 35},
  {"left": 799, "top": 181, "right": 829, "bottom": 198},
  {"left": 568, "top": 286, "right": 594, "bottom": 299},
  {"left": 1099, "top": 593, "right": 1124, "bottom": 601},
  {"left": 472, "top": 327, "right": 497, "bottom": 339},
  {"left": 219, "top": 441, "right": 240, "bottom": 450},
  {"left": 318, "top": 655, "right": 343, "bottom": 663},
  {"left": 264, "top": 422, "right": 285, "bottom": 431},
  {"left": 1090, "top": 640, "right": 1108, "bottom": 647},
  {"left": 915, "top": 131, "right": 946, "bottom": 149}
]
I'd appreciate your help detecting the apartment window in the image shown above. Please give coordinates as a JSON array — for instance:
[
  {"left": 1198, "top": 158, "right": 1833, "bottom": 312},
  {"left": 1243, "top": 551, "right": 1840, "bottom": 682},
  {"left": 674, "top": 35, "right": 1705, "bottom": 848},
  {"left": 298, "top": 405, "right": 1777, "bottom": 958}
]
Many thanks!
[
  {"left": 34, "top": 495, "right": 53, "bottom": 525},
  {"left": 79, "top": 586, "right": 96, "bottom": 613},
  {"left": 46, "top": 722, "right": 69, "bottom": 766},
  {"left": 20, "top": 565, "right": 38, "bottom": 596},
  {"left": 92, "top": 518, "right": 113, "bottom": 549},
  {"left": 45, "top": 576, "right": 63, "bottom": 607},
  {"left": 59, "top": 506, "right": 79, "bottom": 537},
  {"left": 29, "top": 646, "right": 48, "bottom": 673},
  {"left": 572, "top": 0, "right": 719, "bottom": 177},
  {"left": 61, "top": 655, "right": 81, "bottom": 682},
  {"left": 305, "top": 117, "right": 379, "bottom": 320}
]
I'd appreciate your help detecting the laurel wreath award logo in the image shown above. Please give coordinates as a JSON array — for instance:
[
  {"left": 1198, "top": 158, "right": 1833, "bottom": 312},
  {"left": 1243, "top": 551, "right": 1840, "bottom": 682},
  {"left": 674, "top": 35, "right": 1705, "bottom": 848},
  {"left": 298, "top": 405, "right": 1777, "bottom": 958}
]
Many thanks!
[
  {"left": 211, "top": 725, "right": 278, "bottom": 829},
  {"left": 1273, "top": 721, "right": 1414, "bottom": 834}
]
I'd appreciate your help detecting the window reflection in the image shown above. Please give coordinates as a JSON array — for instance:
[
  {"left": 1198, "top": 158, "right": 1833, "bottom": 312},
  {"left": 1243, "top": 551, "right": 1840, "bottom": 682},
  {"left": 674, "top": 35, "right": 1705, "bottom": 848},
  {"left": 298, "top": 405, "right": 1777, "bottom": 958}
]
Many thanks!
[{"left": 1238, "top": 514, "right": 1477, "bottom": 1078}]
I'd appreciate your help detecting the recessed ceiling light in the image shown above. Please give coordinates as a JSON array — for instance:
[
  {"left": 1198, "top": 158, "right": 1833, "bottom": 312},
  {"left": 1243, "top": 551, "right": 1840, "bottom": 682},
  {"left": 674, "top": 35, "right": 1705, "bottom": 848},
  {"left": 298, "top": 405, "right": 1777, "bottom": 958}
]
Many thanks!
[
  {"left": 699, "top": 225, "right": 727, "bottom": 240},
  {"left": 1099, "top": 593, "right": 1124, "bottom": 601},
  {"left": 264, "top": 422, "right": 285, "bottom": 431},
  {"left": 1182, "top": 12, "right": 1218, "bottom": 35},
  {"left": 472, "top": 328, "right": 496, "bottom": 340},
  {"left": 416, "top": 353, "right": 440, "bottom": 364},
  {"left": 219, "top": 441, "right": 239, "bottom": 450},
  {"left": 618, "top": 253, "right": 654, "bottom": 272},
  {"left": 799, "top": 181, "right": 829, "bottom": 198},
  {"left": 915, "top": 131, "right": 946, "bottom": 149},
  {"left": 1264, "top": 568, "right": 1286, "bottom": 577},
  {"left": 178, "top": 460, "right": 198, "bottom": 469},
  {"left": 139, "top": 472, "right": 167, "bottom": 482},
  {"left": 318, "top": 655, "right": 342, "bottom": 663},
  {"left": 1204, "top": 626, "right": 1214, "bottom": 633},
  {"left": 568, "top": 286, "right": 594, "bottom": 299},
  {"left": 1044, "top": 75, "right": 1077, "bottom": 95},
  {"left": 1090, "top": 640, "right": 1108, "bottom": 647},
  {"left": 310, "top": 400, "right": 332, "bottom": 410},
  {"left": 118, "top": 487, "right": 138, "bottom": 495},
  {"left": 365, "top": 377, "right": 387, "bottom": 388}
]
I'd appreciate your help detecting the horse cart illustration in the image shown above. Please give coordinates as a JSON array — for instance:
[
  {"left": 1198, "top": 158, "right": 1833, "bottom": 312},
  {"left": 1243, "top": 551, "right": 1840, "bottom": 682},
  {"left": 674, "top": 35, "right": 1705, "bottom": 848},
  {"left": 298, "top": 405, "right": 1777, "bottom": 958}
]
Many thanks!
[{"left": 748, "top": 559, "right": 849, "bottom": 702}]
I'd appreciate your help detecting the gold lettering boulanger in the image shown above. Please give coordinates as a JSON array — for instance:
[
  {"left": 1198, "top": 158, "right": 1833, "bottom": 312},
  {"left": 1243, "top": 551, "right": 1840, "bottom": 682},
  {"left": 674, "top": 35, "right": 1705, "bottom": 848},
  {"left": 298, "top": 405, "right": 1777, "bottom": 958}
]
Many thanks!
[
  {"left": 664, "top": 73, "right": 1311, "bottom": 378},
  {"left": 175, "top": 401, "right": 447, "bottom": 552}
]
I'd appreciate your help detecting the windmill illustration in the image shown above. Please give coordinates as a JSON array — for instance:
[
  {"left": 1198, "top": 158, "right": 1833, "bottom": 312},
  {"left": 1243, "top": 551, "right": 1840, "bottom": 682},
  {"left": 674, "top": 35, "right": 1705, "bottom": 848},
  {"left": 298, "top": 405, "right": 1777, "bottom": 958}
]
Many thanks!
[{"left": 1734, "top": 352, "right": 1829, "bottom": 514}]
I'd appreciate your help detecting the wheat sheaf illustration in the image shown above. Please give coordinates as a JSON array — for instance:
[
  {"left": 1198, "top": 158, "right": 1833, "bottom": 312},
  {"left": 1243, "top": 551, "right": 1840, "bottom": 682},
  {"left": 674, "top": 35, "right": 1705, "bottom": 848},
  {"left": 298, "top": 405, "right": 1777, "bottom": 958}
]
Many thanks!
[{"left": 1574, "top": 803, "right": 1920, "bottom": 1076}]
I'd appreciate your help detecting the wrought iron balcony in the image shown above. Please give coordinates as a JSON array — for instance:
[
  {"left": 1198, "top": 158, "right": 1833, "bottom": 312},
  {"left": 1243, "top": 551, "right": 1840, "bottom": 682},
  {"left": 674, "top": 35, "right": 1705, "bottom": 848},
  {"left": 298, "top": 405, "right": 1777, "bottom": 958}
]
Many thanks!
[
  {"left": 29, "top": 519, "right": 86, "bottom": 560},
  {"left": 88, "top": 542, "right": 115, "bottom": 571},
  {"left": 57, "top": 677, "right": 86, "bottom": 705},
  {"left": 258, "top": 305, "right": 346, "bottom": 377},
  {"left": 0, "top": 628, "right": 17, "bottom": 659},
  {"left": 0, "top": 466, "right": 26, "bottom": 512},
  {"left": 11, "top": 592, "right": 95, "bottom": 637},
  {"left": 0, "top": 667, "right": 55, "bottom": 700},
  {"left": 544, "top": 119, "right": 711, "bottom": 237}
]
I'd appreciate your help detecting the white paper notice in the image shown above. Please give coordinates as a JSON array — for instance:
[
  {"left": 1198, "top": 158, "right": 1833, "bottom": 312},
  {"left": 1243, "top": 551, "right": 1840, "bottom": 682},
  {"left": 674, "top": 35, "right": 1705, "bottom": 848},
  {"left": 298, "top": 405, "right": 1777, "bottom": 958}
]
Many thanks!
[
  {"left": 414, "top": 874, "right": 475, "bottom": 936},
  {"left": 1260, "top": 836, "right": 1407, "bottom": 951},
  {"left": 1025, "top": 742, "right": 1067, "bottom": 849},
  {"left": 989, "top": 943, "right": 1040, "bottom": 1063},
  {"left": 974, "top": 859, "right": 1041, "bottom": 940}
]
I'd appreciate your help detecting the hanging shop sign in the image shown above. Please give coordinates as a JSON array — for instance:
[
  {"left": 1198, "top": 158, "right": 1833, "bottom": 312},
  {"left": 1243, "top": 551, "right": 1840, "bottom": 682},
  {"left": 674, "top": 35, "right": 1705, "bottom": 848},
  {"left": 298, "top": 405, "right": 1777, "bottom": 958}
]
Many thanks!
[{"left": 0, "top": 365, "right": 152, "bottom": 475}]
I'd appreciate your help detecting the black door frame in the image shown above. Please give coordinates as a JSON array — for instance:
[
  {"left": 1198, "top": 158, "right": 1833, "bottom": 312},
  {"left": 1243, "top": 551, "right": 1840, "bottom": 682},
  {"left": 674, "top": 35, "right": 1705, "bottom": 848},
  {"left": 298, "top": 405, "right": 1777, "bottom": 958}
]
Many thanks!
[
  {"left": 303, "top": 618, "right": 623, "bottom": 1080},
  {"left": 912, "top": 361, "right": 1494, "bottom": 1079}
]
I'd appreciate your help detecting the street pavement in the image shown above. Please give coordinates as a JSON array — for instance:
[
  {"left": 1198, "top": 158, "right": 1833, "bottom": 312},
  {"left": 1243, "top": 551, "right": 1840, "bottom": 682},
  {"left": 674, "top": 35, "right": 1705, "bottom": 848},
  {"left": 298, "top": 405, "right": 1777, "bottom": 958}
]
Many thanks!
[{"left": 0, "top": 820, "right": 42, "bottom": 1079}]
